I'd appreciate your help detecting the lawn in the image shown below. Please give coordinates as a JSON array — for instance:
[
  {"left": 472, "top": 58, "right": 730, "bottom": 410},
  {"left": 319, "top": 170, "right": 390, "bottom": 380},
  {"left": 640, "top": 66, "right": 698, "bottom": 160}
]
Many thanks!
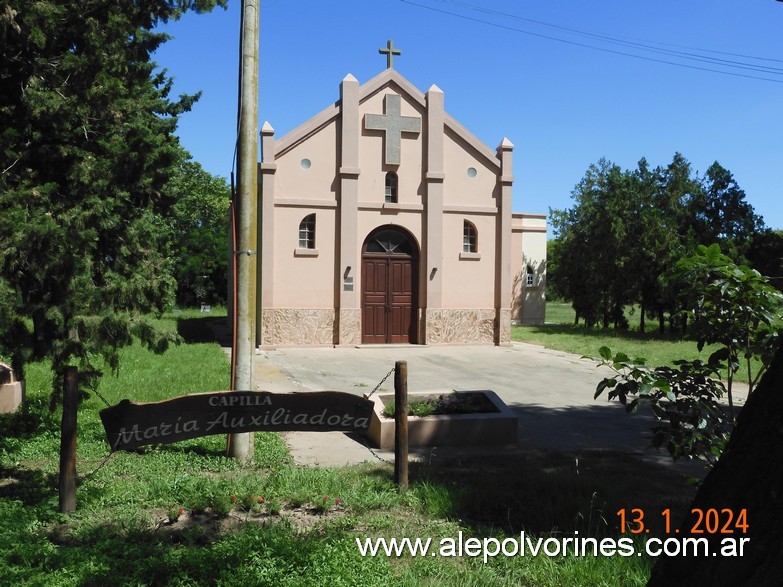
[
  {"left": 514, "top": 302, "right": 760, "bottom": 384},
  {"left": 0, "top": 309, "right": 695, "bottom": 586}
]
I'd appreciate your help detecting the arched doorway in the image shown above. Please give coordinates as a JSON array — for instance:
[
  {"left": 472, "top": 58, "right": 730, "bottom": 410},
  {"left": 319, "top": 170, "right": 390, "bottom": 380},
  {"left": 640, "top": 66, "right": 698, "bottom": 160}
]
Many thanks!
[{"left": 361, "top": 226, "right": 419, "bottom": 344}]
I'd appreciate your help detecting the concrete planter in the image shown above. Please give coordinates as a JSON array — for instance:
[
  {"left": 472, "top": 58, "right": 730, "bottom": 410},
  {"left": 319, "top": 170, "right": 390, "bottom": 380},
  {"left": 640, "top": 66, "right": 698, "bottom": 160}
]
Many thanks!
[
  {"left": 366, "top": 390, "right": 518, "bottom": 450},
  {"left": 0, "top": 363, "right": 23, "bottom": 414}
]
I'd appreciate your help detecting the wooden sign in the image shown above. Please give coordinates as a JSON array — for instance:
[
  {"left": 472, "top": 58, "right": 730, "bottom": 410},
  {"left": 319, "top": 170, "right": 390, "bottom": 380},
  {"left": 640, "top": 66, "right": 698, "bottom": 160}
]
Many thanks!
[{"left": 99, "top": 391, "right": 374, "bottom": 452}]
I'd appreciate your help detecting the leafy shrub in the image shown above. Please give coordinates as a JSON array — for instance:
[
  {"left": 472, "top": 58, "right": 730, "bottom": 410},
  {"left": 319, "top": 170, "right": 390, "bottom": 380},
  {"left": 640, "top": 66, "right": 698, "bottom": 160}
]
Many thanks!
[{"left": 592, "top": 346, "right": 731, "bottom": 465}]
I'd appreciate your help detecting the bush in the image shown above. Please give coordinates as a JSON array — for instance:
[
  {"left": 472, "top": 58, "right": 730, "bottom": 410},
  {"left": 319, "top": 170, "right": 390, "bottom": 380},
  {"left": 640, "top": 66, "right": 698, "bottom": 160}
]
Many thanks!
[{"left": 592, "top": 347, "right": 731, "bottom": 465}]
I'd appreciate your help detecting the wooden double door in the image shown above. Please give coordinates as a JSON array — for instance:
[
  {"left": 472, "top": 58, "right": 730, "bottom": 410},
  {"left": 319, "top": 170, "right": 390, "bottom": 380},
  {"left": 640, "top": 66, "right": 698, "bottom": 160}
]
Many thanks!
[{"left": 361, "top": 228, "right": 418, "bottom": 344}]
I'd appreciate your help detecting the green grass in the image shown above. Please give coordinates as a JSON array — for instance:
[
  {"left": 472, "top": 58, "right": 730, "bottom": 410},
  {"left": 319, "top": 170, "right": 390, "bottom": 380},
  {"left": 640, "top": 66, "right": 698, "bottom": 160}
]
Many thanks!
[
  {"left": 516, "top": 302, "right": 759, "bottom": 384},
  {"left": 0, "top": 309, "right": 686, "bottom": 585}
]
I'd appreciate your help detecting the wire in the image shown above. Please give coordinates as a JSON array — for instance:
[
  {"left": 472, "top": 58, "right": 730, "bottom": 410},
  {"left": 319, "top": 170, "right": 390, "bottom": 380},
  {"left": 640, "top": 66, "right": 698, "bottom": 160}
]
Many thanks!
[
  {"left": 438, "top": 0, "right": 783, "bottom": 66},
  {"left": 229, "top": 176, "right": 238, "bottom": 391},
  {"left": 401, "top": 0, "right": 783, "bottom": 84},
  {"left": 232, "top": 0, "right": 245, "bottom": 179}
]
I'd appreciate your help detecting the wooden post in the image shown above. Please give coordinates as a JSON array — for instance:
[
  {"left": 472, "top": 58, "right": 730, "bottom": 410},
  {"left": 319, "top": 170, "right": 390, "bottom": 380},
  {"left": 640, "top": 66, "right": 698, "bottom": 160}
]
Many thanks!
[
  {"left": 394, "top": 360, "right": 408, "bottom": 491},
  {"left": 59, "top": 366, "right": 78, "bottom": 513}
]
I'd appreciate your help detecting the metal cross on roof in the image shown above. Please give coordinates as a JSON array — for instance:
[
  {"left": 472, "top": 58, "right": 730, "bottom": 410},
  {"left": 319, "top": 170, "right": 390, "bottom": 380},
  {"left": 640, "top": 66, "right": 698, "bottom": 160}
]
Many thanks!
[{"left": 379, "top": 39, "right": 401, "bottom": 69}]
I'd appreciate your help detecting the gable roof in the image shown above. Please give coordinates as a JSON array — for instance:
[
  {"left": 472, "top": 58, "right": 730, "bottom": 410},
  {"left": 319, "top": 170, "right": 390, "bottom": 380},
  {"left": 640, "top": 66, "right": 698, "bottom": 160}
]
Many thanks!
[{"left": 273, "top": 69, "right": 501, "bottom": 170}]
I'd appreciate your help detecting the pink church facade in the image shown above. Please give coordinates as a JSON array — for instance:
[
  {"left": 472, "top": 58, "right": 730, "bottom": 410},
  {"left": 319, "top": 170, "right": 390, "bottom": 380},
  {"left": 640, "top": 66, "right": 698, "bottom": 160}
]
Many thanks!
[{"left": 255, "top": 68, "right": 546, "bottom": 347}]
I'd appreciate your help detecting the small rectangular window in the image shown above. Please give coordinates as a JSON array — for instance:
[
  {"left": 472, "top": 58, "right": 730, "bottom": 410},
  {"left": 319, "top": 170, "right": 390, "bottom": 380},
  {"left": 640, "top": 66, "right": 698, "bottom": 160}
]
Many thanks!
[{"left": 385, "top": 172, "right": 398, "bottom": 204}]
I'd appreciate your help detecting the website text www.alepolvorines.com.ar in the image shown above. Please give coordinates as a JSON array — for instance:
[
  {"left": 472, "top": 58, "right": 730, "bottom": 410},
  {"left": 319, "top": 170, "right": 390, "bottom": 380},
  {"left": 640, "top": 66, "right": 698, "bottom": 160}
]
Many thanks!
[{"left": 355, "top": 531, "right": 750, "bottom": 564}]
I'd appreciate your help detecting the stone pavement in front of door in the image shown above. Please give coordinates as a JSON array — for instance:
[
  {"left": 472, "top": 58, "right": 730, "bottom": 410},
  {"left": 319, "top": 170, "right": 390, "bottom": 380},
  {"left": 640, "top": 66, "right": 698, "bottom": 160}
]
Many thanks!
[{"left": 252, "top": 343, "right": 745, "bottom": 473}]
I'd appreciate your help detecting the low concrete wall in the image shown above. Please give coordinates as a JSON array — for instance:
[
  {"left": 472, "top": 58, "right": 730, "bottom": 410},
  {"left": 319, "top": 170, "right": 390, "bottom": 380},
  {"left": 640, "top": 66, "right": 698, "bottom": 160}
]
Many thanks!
[
  {"left": 366, "top": 389, "right": 518, "bottom": 450},
  {"left": 0, "top": 381, "right": 23, "bottom": 414}
]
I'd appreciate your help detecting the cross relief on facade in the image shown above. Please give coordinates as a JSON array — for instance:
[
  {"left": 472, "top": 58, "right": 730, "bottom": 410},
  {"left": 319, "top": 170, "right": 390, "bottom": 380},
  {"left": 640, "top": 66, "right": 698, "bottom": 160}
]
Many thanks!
[{"left": 364, "top": 94, "right": 421, "bottom": 166}]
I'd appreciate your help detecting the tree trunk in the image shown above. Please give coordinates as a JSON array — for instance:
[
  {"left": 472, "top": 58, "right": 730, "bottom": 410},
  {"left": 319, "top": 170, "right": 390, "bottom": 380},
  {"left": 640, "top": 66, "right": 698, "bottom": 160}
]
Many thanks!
[
  {"left": 640, "top": 303, "right": 645, "bottom": 333},
  {"left": 658, "top": 309, "right": 665, "bottom": 334},
  {"left": 647, "top": 344, "right": 783, "bottom": 586}
]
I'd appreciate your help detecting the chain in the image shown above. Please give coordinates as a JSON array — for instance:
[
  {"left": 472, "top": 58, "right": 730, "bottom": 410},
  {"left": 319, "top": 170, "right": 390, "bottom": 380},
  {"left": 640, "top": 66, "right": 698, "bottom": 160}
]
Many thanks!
[
  {"left": 78, "top": 390, "right": 115, "bottom": 481},
  {"left": 93, "top": 388, "right": 112, "bottom": 408},
  {"left": 360, "top": 365, "right": 398, "bottom": 463},
  {"left": 366, "top": 366, "right": 396, "bottom": 399},
  {"left": 78, "top": 452, "right": 114, "bottom": 484},
  {"left": 355, "top": 433, "right": 394, "bottom": 465}
]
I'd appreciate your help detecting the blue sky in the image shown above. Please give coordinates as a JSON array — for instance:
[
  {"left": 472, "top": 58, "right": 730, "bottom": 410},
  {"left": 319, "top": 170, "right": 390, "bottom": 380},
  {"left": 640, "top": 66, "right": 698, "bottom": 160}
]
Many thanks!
[{"left": 154, "top": 0, "right": 783, "bottom": 232}]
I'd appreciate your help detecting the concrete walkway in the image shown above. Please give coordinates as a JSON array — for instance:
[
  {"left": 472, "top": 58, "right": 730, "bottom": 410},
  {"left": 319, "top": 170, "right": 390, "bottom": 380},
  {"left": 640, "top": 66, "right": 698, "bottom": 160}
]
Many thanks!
[{"left": 253, "top": 343, "right": 744, "bottom": 471}]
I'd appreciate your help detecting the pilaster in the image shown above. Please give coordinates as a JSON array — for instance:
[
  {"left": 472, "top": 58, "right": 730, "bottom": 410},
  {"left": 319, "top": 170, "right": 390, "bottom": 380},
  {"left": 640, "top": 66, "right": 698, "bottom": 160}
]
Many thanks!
[
  {"left": 496, "top": 137, "right": 514, "bottom": 344},
  {"left": 424, "top": 84, "right": 445, "bottom": 321},
  {"left": 258, "top": 121, "right": 277, "bottom": 346},
  {"left": 338, "top": 74, "right": 361, "bottom": 345}
]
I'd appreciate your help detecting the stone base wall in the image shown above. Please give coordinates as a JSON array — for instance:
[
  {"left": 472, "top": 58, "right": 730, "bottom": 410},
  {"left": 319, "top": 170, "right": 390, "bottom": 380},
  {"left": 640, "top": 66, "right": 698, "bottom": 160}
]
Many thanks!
[
  {"left": 262, "top": 309, "right": 335, "bottom": 346},
  {"left": 425, "top": 309, "right": 496, "bottom": 345},
  {"left": 261, "top": 308, "right": 510, "bottom": 346},
  {"left": 338, "top": 308, "right": 361, "bottom": 346},
  {"left": 497, "top": 308, "right": 511, "bottom": 344}
]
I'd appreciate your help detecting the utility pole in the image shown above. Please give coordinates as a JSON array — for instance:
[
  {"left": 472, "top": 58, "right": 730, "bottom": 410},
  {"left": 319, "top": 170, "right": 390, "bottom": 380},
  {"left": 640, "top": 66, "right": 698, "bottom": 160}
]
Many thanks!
[{"left": 228, "top": 0, "right": 259, "bottom": 464}]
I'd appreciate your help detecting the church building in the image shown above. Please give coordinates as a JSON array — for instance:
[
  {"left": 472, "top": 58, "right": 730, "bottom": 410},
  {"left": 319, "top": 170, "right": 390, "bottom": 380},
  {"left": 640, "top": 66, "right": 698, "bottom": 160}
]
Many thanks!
[{"left": 255, "top": 44, "right": 546, "bottom": 347}]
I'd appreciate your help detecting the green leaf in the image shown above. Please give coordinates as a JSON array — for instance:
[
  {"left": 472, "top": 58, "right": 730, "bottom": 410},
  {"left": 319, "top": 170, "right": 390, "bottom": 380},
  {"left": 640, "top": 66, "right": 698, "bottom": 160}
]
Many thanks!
[
  {"left": 594, "top": 379, "right": 610, "bottom": 399},
  {"left": 653, "top": 378, "right": 670, "bottom": 390},
  {"left": 650, "top": 403, "right": 666, "bottom": 419}
]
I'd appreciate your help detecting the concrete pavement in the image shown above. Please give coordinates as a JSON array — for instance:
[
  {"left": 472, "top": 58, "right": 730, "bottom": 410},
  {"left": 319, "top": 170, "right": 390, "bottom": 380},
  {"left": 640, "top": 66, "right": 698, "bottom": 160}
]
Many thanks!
[{"left": 253, "top": 343, "right": 743, "bottom": 471}]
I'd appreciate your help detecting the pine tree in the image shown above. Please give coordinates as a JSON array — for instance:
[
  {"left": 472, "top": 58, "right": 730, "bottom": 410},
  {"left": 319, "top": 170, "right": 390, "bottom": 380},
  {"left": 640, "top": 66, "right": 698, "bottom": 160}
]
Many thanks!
[{"left": 0, "top": 0, "right": 226, "bottom": 390}]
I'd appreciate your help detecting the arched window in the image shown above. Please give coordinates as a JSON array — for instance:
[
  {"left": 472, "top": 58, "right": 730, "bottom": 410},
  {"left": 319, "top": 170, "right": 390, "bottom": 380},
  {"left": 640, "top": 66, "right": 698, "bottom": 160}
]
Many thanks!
[
  {"left": 463, "top": 220, "right": 477, "bottom": 253},
  {"left": 298, "top": 214, "right": 315, "bottom": 249},
  {"left": 364, "top": 227, "right": 414, "bottom": 255},
  {"left": 385, "top": 172, "right": 398, "bottom": 204}
]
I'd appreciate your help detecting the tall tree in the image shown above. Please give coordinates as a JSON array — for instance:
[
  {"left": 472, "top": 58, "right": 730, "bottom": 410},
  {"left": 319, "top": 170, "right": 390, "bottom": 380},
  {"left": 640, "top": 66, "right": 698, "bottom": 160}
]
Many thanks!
[
  {"left": 552, "top": 159, "right": 654, "bottom": 329},
  {"left": 746, "top": 229, "right": 783, "bottom": 293},
  {"left": 691, "top": 162, "right": 764, "bottom": 259},
  {"left": 550, "top": 159, "right": 622, "bottom": 327},
  {"left": 629, "top": 158, "right": 674, "bottom": 332},
  {"left": 0, "top": 0, "right": 226, "bottom": 389},
  {"left": 550, "top": 153, "right": 766, "bottom": 334},
  {"left": 647, "top": 153, "right": 701, "bottom": 333},
  {"left": 167, "top": 156, "right": 231, "bottom": 307},
  {"left": 544, "top": 237, "right": 567, "bottom": 304}
]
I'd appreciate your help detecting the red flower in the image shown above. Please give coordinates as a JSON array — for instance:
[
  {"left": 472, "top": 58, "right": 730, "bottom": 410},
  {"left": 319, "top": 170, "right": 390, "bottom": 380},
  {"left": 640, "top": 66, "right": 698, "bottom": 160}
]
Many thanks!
[
  {"left": 178, "top": 508, "right": 184, "bottom": 516},
  {"left": 258, "top": 496, "right": 264, "bottom": 503}
]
